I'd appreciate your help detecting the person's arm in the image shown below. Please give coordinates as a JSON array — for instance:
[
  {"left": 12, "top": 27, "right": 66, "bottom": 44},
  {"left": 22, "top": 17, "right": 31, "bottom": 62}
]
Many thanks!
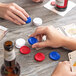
[
  {"left": 63, "top": 37, "right": 76, "bottom": 50},
  {"left": 29, "top": 26, "right": 76, "bottom": 50},
  {"left": 0, "top": 3, "right": 29, "bottom": 25},
  {"left": 51, "top": 61, "right": 76, "bottom": 76}
]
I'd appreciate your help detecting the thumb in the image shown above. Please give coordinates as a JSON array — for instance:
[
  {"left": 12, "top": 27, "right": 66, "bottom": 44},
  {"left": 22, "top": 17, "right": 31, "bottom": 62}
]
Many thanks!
[{"left": 32, "top": 41, "right": 48, "bottom": 48}]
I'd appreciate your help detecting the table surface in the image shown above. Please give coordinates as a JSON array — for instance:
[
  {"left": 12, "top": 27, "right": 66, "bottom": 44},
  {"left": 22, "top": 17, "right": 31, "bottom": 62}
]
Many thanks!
[{"left": 0, "top": 0, "right": 76, "bottom": 76}]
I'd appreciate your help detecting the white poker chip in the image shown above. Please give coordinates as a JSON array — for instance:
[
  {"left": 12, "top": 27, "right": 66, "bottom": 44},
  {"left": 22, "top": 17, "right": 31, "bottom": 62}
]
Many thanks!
[
  {"left": 15, "top": 38, "right": 26, "bottom": 49},
  {"left": 33, "top": 17, "right": 42, "bottom": 26},
  {"left": 42, "top": 35, "right": 46, "bottom": 41}
]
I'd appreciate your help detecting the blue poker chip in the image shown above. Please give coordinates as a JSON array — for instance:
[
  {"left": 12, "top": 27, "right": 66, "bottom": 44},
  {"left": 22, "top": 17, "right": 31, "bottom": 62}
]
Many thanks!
[
  {"left": 49, "top": 51, "right": 60, "bottom": 61},
  {"left": 25, "top": 17, "right": 31, "bottom": 24},
  {"left": 28, "top": 37, "right": 38, "bottom": 45}
]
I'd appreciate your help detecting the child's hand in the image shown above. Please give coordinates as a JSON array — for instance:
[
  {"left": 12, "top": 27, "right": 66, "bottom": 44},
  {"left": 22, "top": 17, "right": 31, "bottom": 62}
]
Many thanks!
[
  {"left": 29, "top": 26, "right": 67, "bottom": 48},
  {"left": 52, "top": 61, "right": 76, "bottom": 76},
  {"left": 0, "top": 3, "right": 29, "bottom": 25}
]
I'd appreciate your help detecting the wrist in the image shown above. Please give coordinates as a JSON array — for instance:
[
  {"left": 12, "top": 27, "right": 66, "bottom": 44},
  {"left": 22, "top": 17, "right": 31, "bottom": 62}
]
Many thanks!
[
  {"left": 62, "top": 36, "right": 69, "bottom": 47},
  {"left": 62, "top": 36, "right": 76, "bottom": 50},
  {"left": 0, "top": 3, "right": 6, "bottom": 9},
  {"left": 0, "top": 3, "right": 5, "bottom": 6}
]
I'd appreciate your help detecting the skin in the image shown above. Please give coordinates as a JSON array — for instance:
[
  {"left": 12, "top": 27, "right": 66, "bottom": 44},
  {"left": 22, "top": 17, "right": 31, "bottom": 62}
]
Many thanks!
[
  {"left": 0, "top": 3, "right": 29, "bottom": 25},
  {"left": 30, "top": 26, "right": 76, "bottom": 76},
  {"left": 52, "top": 61, "right": 76, "bottom": 76},
  {"left": 32, "top": 0, "right": 43, "bottom": 2},
  {"left": 29, "top": 26, "right": 76, "bottom": 50}
]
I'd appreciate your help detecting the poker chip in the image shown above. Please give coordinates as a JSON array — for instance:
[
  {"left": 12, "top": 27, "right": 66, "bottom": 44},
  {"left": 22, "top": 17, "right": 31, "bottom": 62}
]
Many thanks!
[
  {"left": 49, "top": 51, "right": 60, "bottom": 60},
  {"left": 15, "top": 38, "right": 26, "bottom": 49},
  {"left": 51, "top": 1, "right": 55, "bottom": 6},
  {"left": 28, "top": 37, "right": 38, "bottom": 45},
  {"left": 34, "top": 53, "right": 45, "bottom": 62},
  {"left": 20, "top": 46, "right": 31, "bottom": 54},
  {"left": 33, "top": 17, "right": 42, "bottom": 26},
  {"left": 42, "top": 35, "right": 46, "bottom": 41},
  {"left": 25, "top": 17, "right": 31, "bottom": 24}
]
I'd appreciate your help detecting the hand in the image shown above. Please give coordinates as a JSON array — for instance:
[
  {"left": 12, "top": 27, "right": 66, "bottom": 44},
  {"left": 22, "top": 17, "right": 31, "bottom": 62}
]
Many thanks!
[
  {"left": 29, "top": 26, "right": 67, "bottom": 48},
  {"left": 32, "top": 0, "right": 43, "bottom": 3},
  {"left": 52, "top": 61, "right": 76, "bottom": 76},
  {"left": 0, "top": 3, "right": 29, "bottom": 25}
]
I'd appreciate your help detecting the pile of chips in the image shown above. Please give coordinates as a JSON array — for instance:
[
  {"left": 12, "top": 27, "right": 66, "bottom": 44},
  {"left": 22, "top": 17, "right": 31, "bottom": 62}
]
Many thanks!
[
  {"left": 15, "top": 17, "right": 60, "bottom": 62},
  {"left": 15, "top": 37, "right": 60, "bottom": 62}
]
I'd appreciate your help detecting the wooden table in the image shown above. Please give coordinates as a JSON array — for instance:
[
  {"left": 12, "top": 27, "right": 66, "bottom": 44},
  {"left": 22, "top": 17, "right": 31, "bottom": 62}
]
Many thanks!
[{"left": 0, "top": 0, "right": 76, "bottom": 76}]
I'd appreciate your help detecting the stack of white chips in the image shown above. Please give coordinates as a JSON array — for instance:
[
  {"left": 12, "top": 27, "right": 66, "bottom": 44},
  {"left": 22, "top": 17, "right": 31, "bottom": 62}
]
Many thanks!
[
  {"left": 42, "top": 35, "right": 46, "bottom": 41},
  {"left": 15, "top": 38, "right": 26, "bottom": 48},
  {"left": 33, "top": 17, "right": 42, "bottom": 26}
]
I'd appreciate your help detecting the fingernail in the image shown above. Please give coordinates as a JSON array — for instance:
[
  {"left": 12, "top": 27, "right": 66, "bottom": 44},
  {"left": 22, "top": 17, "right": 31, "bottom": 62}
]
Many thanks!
[
  {"left": 24, "top": 18, "right": 27, "bottom": 21},
  {"left": 27, "top": 15, "right": 29, "bottom": 17},
  {"left": 23, "top": 22, "right": 26, "bottom": 24}
]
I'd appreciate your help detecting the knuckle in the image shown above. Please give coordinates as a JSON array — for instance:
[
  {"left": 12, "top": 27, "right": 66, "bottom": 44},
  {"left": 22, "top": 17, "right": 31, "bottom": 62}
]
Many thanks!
[
  {"left": 11, "top": 3, "right": 16, "bottom": 6},
  {"left": 22, "top": 8, "right": 25, "bottom": 12},
  {"left": 36, "top": 27, "right": 39, "bottom": 31},
  {"left": 63, "top": 61, "right": 68, "bottom": 64},
  {"left": 37, "top": 26, "right": 42, "bottom": 30},
  {"left": 37, "top": 26, "right": 41, "bottom": 29},
  {"left": 37, "top": 43, "right": 40, "bottom": 47},
  {"left": 46, "top": 26, "right": 49, "bottom": 30},
  {"left": 58, "top": 62, "right": 62, "bottom": 65},
  {"left": 8, "top": 6, "right": 14, "bottom": 10},
  {"left": 7, "top": 3, "right": 16, "bottom": 10}
]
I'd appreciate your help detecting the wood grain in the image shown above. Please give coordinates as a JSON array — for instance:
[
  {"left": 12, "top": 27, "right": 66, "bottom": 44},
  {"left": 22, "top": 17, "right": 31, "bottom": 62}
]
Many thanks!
[{"left": 0, "top": 0, "right": 76, "bottom": 76}]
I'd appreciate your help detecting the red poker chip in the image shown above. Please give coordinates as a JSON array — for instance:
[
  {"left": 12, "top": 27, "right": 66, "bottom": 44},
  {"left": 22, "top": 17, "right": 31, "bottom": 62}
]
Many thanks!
[
  {"left": 34, "top": 53, "right": 45, "bottom": 62},
  {"left": 20, "top": 46, "right": 31, "bottom": 54},
  {"left": 51, "top": 1, "right": 55, "bottom": 6}
]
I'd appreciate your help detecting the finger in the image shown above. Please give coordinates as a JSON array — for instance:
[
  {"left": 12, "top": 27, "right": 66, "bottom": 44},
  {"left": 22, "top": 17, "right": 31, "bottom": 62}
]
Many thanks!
[
  {"left": 29, "top": 27, "right": 46, "bottom": 37},
  {"left": 8, "top": 11, "right": 25, "bottom": 24},
  {"left": 35, "top": 35, "right": 43, "bottom": 41},
  {"left": 63, "top": 61, "right": 70, "bottom": 65},
  {"left": 5, "top": 15, "right": 21, "bottom": 25},
  {"left": 32, "top": 41, "right": 48, "bottom": 48},
  {"left": 63, "top": 61, "right": 71, "bottom": 71},
  {"left": 32, "top": 0, "right": 41, "bottom": 2},
  {"left": 63, "top": 61, "right": 71, "bottom": 67},
  {"left": 12, "top": 8, "right": 27, "bottom": 21},
  {"left": 59, "top": 62, "right": 62, "bottom": 64},
  {"left": 14, "top": 3, "right": 29, "bottom": 17}
]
